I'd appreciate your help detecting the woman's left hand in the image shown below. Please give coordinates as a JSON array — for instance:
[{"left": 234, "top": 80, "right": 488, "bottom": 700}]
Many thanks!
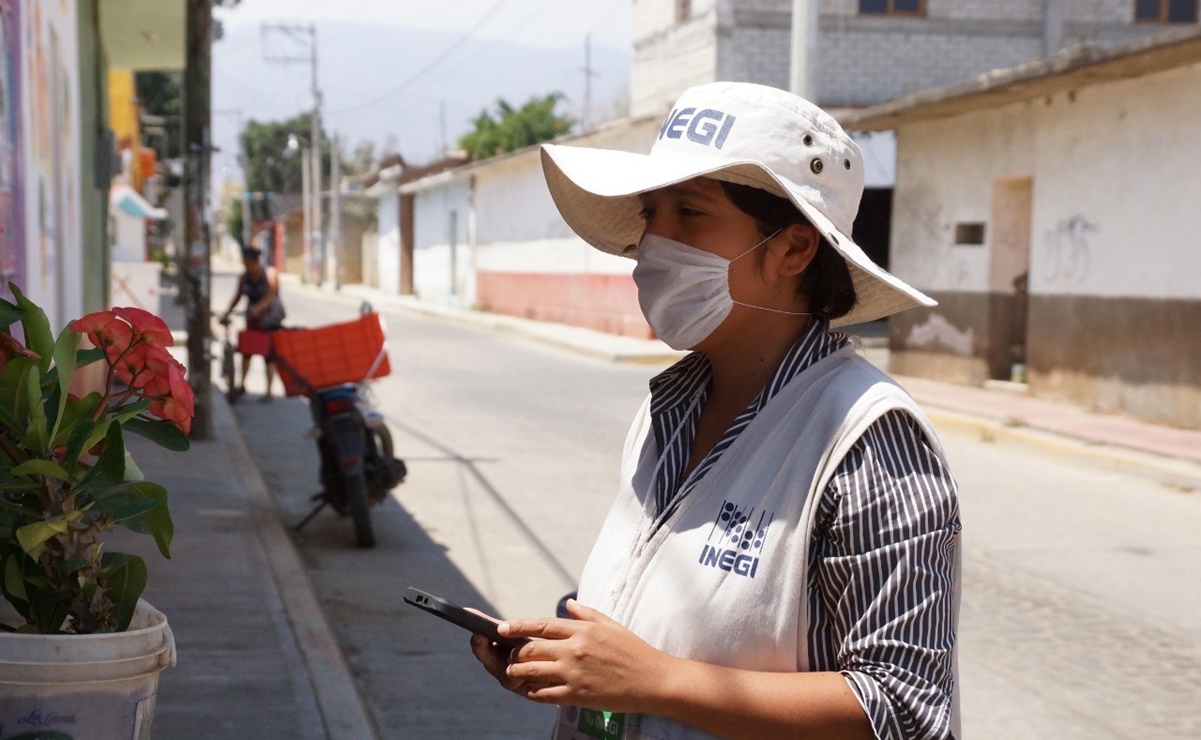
[{"left": 501, "top": 599, "right": 674, "bottom": 713}]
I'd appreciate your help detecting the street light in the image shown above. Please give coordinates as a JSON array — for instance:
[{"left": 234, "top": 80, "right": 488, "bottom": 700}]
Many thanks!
[{"left": 284, "top": 132, "right": 320, "bottom": 284}]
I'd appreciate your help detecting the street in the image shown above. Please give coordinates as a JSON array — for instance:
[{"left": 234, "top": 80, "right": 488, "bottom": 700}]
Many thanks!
[{"left": 223, "top": 273, "right": 1201, "bottom": 739}]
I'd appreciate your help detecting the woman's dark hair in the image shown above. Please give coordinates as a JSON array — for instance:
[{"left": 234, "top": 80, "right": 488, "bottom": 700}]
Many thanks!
[
  {"left": 241, "top": 246, "right": 262, "bottom": 262},
  {"left": 719, "top": 181, "right": 857, "bottom": 321}
]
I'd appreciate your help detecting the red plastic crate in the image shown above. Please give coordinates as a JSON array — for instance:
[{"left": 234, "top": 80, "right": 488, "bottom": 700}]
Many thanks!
[
  {"left": 237, "top": 329, "right": 273, "bottom": 357},
  {"left": 271, "top": 313, "right": 391, "bottom": 396}
]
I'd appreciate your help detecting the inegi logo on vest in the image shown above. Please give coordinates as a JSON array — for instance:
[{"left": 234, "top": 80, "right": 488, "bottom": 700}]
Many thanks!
[
  {"left": 658, "top": 107, "right": 737, "bottom": 150},
  {"left": 699, "top": 501, "right": 774, "bottom": 579}
]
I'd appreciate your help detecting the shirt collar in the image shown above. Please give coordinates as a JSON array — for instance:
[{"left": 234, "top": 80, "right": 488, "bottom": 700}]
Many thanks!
[{"left": 648, "top": 318, "right": 848, "bottom": 416}]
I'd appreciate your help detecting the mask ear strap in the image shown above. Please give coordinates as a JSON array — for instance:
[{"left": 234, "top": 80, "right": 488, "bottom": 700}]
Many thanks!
[
  {"left": 730, "top": 300, "right": 811, "bottom": 317},
  {"left": 730, "top": 228, "right": 783, "bottom": 263}
]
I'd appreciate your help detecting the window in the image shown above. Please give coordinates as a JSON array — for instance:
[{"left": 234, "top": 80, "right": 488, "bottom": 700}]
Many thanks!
[
  {"left": 860, "top": 0, "right": 925, "bottom": 16},
  {"left": 1135, "top": 0, "right": 1199, "bottom": 23},
  {"left": 954, "top": 222, "right": 986, "bottom": 246}
]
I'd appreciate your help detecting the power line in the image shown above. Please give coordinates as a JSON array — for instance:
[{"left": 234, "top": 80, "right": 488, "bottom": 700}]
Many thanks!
[{"left": 327, "top": 0, "right": 515, "bottom": 115}]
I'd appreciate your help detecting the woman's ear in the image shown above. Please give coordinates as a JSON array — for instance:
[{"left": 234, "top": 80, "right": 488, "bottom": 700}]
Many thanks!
[{"left": 777, "top": 223, "right": 820, "bottom": 277}]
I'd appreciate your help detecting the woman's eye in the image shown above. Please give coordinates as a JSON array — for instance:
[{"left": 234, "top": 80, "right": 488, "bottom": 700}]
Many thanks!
[
  {"left": 638, "top": 207, "right": 654, "bottom": 221},
  {"left": 679, "top": 207, "right": 703, "bottom": 218}
]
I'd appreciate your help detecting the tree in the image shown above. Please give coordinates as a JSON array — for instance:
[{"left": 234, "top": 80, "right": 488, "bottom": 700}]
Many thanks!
[
  {"left": 240, "top": 113, "right": 328, "bottom": 194},
  {"left": 458, "top": 93, "right": 574, "bottom": 160},
  {"left": 135, "top": 72, "right": 183, "bottom": 159}
]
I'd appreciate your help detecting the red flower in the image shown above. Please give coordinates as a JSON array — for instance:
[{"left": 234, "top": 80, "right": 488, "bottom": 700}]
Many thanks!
[
  {"left": 112, "top": 307, "right": 173, "bottom": 348},
  {"left": 71, "top": 310, "right": 134, "bottom": 362},
  {"left": 148, "top": 360, "right": 194, "bottom": 435}
]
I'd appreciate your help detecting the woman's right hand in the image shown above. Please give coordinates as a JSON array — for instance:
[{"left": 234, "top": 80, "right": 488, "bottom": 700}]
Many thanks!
[{"left": 469, "top": 634, "right": 525, "bottom": 694}]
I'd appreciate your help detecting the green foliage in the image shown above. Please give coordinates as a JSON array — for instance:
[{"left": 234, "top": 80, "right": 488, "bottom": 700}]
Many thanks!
[
  {"left": 226, "top": 197, "right": 244, "bottom": 247},
  {"left": 241, "top": 113, "right": 328, "bottom": 194},
  {"left": 0, "top": 292, "right": 193, "bottom": 634},
  {"left": 458, "top": 93, "right": 575, "bottom": 160}
]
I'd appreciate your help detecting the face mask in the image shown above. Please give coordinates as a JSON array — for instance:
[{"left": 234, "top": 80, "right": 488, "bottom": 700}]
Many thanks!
[{"left": 632, "top": 230, "right": 809, "bottom": 350}]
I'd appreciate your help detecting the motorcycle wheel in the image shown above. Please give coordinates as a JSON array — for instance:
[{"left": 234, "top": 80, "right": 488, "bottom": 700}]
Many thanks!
[{"left": 347, "top": 471, "right": 375, "bottom": 549}]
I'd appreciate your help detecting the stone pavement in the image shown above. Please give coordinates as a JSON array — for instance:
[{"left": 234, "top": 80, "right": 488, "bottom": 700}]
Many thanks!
[{"left": 127, "top": 273, "right": 1198, "bottom": 739}]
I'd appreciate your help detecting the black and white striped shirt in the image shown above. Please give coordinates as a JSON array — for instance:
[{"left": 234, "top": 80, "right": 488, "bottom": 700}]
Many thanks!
[{"left": 647, "top": 319, "right": 961, "bottom": 740}]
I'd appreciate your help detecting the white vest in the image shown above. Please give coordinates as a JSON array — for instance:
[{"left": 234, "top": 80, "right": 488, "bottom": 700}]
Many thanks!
[{"left": 553, "top": 348, "right": 961, "bottom": 740}]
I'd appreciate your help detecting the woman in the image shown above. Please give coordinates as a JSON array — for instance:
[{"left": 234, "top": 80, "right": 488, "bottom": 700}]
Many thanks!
[
  {"left": 471, "top": 82, "right": 962, "bottom": 740},
  {"left": 221, "top": 245, "right": 286, "bottom": 400}
]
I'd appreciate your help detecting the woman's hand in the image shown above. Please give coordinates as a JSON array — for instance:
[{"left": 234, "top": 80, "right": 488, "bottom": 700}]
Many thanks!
[{"left": 499, "top": 599, "right": 675, "bottom": 713}]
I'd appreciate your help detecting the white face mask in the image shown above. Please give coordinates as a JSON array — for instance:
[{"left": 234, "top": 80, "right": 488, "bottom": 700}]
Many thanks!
[{"left": 632, "top": 231, "right": 809, "bottom": 350}]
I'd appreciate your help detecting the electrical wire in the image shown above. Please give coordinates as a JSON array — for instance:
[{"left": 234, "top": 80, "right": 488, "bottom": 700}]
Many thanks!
[{"left": 326, "top": 0, "right": 515, "bottom": 115}]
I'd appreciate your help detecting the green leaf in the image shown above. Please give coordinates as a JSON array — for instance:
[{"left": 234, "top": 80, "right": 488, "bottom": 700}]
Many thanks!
[
  {"left": 111, "top": 397, "right": 152, "bottom": 425},
  {"left": 20, "top": 363, "right": 48, "bottom": 451},
  {"left": 124, "top": 417, "right": 191, "bottom": 452},
  {"left": 53, "top": 391, "right": 103, "bottom": 449},
  {"left": 102, "top": 552, "right": 147, "bottom": 631},
  {"left": 63, "top": 417, "right": 96, "bottom": 474},
  {"left": 109, "top": 483, "right": 173, "bottom": 559},
  {"left": 15, "top": 511, "right": 82, "bottom": 561},
  {"left": 0, "top": 355, "right": 34, "bottom": 420},
  {"left": 94, "top": 480, "right": 166, "bottom": 523},
  {"left": 75, "top": 346, "right": 105, "bottom": 366},
  {"left": 10, "top": 459, "right": 71, "bottom": 482},
  {"left": 0, "top": 292, "right": 25, "bottom": 328},
  {"left": 48, "top": 326, "right": 79, "bottom": 444},
  {"left": 81, "top": 422, "right": 126, "bottom": 490},
  {"left": 11, "top": 283, "right": 53, "bottom": 374},
  {"left": 3, "top": 553, "right": 27, "bottom": 602},
  {"left": 123, "top": 450, "right": 145, "bottom": 482}
]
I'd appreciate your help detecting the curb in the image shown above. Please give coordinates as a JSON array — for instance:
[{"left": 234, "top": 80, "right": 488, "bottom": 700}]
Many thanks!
[
  {"left": 922, "top": 406, "right": 1201, "bottom": 493},
  {"left": 212, "top": 395, "right": 378, "bottom": 740}
]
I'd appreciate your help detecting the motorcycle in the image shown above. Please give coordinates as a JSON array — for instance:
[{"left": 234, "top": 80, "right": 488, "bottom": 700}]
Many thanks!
[{"left": 271, "top": 305, "right": 407, "bottom": 548}]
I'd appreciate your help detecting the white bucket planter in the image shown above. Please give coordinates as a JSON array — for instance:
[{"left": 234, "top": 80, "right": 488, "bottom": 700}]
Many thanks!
[{"left": 0, "top": 600, "right": 176, "bottom": 740}]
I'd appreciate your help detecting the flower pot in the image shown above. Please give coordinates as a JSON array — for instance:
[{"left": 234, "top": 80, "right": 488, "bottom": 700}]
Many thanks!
[{"left": 0, "top": 600, "right": 176, "bottom": 740}]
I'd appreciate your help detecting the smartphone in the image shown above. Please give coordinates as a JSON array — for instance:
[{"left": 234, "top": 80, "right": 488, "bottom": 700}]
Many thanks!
[{"left": 404, "top": 587, "right": 530, "bottom": 648}]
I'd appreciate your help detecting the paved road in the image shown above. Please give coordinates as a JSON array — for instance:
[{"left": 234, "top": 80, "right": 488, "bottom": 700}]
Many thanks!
[{"left": 224, "top": 272, "right": 1201, "bottom": 739}]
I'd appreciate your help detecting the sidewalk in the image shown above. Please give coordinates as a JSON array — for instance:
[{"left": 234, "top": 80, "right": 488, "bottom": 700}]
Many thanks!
[{"left": 118, "top": 276, "right": 376, "bottom": 739}]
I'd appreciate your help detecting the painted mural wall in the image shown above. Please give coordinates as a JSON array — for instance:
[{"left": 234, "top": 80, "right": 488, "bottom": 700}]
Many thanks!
[{"left": 19, "top": 0, "right": 82, "bottom": 331}]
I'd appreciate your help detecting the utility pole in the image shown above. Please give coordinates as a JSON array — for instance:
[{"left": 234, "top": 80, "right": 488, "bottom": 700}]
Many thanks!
[
  {"left": 581, "top": 33, "right": 598, "bottom": 131},
  {"left": 327, "top": 134, "right": 341, "bottom": 288},
  {"left": 789, "top": 0, "right": 819, "bottom": 101},
  {"left": 184, "top": 0, "right": 214, "bottom": 439},
  {"left": 262, "top": 23, "right": 323, "bottom": 284}
]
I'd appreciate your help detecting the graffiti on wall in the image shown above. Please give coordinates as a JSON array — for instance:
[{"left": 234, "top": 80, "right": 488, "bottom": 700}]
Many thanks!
[
  {"left": 1043, "top": 215, "right": 1097, "bottom": 284},
  {"left": 0, "top": 0, "right": 22, "bottom": 298}
]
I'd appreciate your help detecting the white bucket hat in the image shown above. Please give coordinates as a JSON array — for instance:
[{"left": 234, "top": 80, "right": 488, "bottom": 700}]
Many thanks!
[{"left": 541, "top": 81, "right": 935, "bottom": 327}]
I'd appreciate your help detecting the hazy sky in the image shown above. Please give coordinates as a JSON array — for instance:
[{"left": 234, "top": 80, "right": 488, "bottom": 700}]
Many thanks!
[
  {"left": 217, "top": 0, "right": 632, "bottom": 51},
  {"left": 212, "top": 0, "right": 633, "bottom": 179}
]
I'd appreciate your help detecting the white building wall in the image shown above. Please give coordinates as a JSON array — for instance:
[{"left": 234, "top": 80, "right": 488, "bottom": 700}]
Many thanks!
[
  {"left": 376, "top": 191, "right": 400, "bottom": 295},
  {"left": 471, "top": 118, "right": 660, "bottom": 278},
  {"left": 1028, "top": 62, "right": 1201, "bottom": 300},
  {"left": 890, "top": 104, "right": 1038, "bottom": 294},
  {"left": 412, "top": 178, "right": 472, "bottom": 307}
]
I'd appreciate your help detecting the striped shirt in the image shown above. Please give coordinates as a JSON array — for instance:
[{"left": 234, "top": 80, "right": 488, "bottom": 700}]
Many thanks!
[{"left": 647, "top": 319, "right": 961, "bottom": 740}]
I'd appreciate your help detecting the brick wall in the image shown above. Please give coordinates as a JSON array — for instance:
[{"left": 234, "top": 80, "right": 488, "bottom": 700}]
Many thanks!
[{"left": 631, "top": 0, "right": 1197, "bottom": 114}]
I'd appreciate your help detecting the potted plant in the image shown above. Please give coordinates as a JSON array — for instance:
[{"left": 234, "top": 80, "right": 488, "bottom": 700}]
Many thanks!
[{"left": 0, "top": 285, "right": 194, "bottom": 739}]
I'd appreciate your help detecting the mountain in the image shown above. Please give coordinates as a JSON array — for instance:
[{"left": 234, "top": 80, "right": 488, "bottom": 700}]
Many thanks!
[{"left": 212, "top": 19, "right": 631, "bottom": 178}]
